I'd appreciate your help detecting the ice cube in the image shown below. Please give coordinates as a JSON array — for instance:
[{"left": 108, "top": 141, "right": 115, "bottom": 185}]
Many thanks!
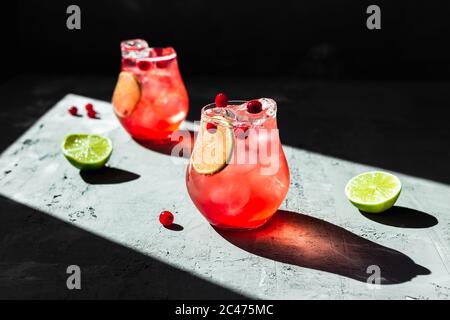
[
  {"left": 121, "top": 39, "right": 150, "bottom": 59},
  {"left": 259, "top": 98, "right": 276, "bottom": 116},
  {"left": 209, "top": 180, "right": 250, "bottom": 216}
]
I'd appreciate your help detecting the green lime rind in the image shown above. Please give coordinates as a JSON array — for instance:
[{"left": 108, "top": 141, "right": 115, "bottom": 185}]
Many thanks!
[
  {"left": 62, "top": 134, "right": 113, "bottom": 171},
  {"left": 345, "top": 171, "right": 402, "bottom": 213}
]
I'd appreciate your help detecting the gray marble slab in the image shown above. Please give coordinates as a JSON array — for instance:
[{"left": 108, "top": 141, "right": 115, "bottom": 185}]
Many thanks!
[{"left": 0, "top": 94, "right": 449, "bottom": 299}]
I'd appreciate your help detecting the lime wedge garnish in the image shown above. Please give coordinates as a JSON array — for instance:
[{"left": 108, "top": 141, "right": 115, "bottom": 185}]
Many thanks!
[
  {"left": 345, "top": 171, "right": 402, "bottom": 213},
  {"left": 62, "top": 134, "right": 113, "bottom": 171},
  {"left": 112, "top": 71, "right": 141, "bottom": 118},
  {"left": 191, "top": 116, "right": 234, "bottom": 175}
]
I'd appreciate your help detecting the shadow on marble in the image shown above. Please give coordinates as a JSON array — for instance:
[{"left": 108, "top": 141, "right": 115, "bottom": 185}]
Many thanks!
[
  {"left": 360, "top": 206, "right": 438, "bottom": 229},
  {"left": 0, "top": 195, "right": 244, "bottom": 299},
  {"left": 215, "top": 210, "right": 430, "bottom": 284},
  {"left": 164, "top": 223, "right": 184, "bottom": 232},
  {"left": 133, "top": 129, "right": 195, "bottom": 159},
  {"left": 80, "top": 167, "right": 140, "bottom": 185}
]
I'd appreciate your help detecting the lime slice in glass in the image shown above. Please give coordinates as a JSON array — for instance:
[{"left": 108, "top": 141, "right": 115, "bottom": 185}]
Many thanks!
[
  {"left": 112, "top": 71, "right": 141, "bottom": 118},
  {"left": 345, "top": 171, "right": 402, "bottom": 213},
  {"left": 62, "top": 134, "right": 113, "bottom": 171},
  {"left": 191, "top": 116, "right": 234, "bottom": 175}
]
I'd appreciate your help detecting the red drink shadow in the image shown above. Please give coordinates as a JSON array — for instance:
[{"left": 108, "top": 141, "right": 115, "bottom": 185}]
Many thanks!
[{"left": 215, "top": 210, "right": 430, "bottom": 284}]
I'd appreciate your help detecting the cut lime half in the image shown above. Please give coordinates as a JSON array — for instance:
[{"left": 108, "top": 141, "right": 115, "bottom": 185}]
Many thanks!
[
  {"left": 345, "top": 171, "right": 402, "bottom": 213},
  {"left": 62, "top": 134, "right": 113, "bottom": 171}
]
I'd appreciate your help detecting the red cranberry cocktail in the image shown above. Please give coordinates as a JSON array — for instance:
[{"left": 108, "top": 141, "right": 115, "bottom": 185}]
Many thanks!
[
  {"left": 186, "top": 95, "right": 290, "bottom": 230},
  {"left": 112, "top": 39, "right": 189, "bottom": 142}
]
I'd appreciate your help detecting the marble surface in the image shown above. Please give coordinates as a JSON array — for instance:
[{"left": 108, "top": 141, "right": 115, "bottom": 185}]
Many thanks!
[{"left": 0, "top": 93, "right": 449, "bottom": 299}]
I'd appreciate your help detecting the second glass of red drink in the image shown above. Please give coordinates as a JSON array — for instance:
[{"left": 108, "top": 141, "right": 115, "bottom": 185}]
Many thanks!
[{"left": 112, "top": 39, "right": 189, "bottom": 142}]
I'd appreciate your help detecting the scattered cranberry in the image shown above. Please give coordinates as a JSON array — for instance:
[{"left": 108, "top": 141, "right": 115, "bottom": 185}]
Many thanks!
[
  {"left": 235, "top": 126, "right": 250, "bottom": 139},
  {"left": 206, "top": 122, "right": 217, "bottom": 133},
  {"left": 159, "top": 210, "right": 174, "bottom": 227},
  {"left": 137, "top": 60, "right": 151, "bottom": 71},
  {"left": 247, "top": 100, "right": 262, "bottom": 114},
  {"left": 215, "top": 93, "right": 228, "bottom": 108},
  {"left": 87, "top": 110, "right": 97, "bottom": 119},
  {"left": 68, "top": 106, "right": 78, "bottom": 116},
  {"left": 85, "top": 103, "right": 94, "bottom": 112}
]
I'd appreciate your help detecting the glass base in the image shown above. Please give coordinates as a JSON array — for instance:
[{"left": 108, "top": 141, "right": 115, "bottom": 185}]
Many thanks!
[
  {"left": 134, "top": 135, "right": 172, "bottom": 144},
  {"left": 133, "top": 136, "right": 175, "bottom": 154},
  {"left": 211, "top": 218, "right": 270, "bottom": 231}
]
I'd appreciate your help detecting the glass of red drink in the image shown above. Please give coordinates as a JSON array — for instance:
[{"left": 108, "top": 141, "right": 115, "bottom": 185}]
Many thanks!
[
  {"left": 186, "top": 97, "right": 290, "bottom": 229},
  {"left": 112, "top": 39, "right": 189, "bottom": 142}
]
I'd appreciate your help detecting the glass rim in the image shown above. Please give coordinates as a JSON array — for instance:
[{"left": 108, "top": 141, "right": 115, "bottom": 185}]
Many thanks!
[
  {"left": 121, "top": 42, "right": 178, "bottom": 62},
  {"left": 201, "top": 99, "right": 277, "bottom": 127},
  {"left": 140, "top": 48, "right": 177, "bottom": 62}
]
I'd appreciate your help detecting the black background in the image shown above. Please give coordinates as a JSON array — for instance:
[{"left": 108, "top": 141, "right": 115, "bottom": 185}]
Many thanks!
[{"left": 4, "top": 0, "right": 450, "bottom": 79}]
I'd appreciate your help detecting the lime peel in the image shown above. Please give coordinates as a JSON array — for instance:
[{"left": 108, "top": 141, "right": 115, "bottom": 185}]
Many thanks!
[{"left": 345, "top": 171, "right": 402, "bottom": 213}]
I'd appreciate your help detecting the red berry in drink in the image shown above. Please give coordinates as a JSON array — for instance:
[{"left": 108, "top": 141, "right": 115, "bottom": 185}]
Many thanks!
[
  {"left": 85, "top": 103, "right": 94, "bottom": 112},
  {"left": 206, "top": 122, "right": 217, "bottom": 133},
  {"left": 235, "top": 126, "right": 249, "bottom": 139},
  {"left": 68, "top": 106, "right": 78, "bottom": 116},
  {"left": 122, "top": 58, "right": 135, "bottom": 68},
  {"left": 159, "top": 210, "right": 174, "bottom": 227},
  {"left": 137, "top": 60, "right": 151, "bottom": 71},
  {"left": 153, "top": 48, "right": 169, "bottom": 68},
  {"left": 156, "top": 60, "right": 168, "bottom": 68},
  {"left": 215, "top": 93, "right": 228, "bottom": 108},
  {"left": 247, "top": 100, "right": 262, "bottom": 114},
  {"left": 87, "top": 110, "right": 97, "bottom": 119}
]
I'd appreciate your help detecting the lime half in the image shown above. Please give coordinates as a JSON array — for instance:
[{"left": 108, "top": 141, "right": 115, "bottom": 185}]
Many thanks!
[
  {"left": 345, "top": 171, "right": 402, "bottom": 213},
  {"left": 62, "top": 134, "right": 113, "bottom": 171}
]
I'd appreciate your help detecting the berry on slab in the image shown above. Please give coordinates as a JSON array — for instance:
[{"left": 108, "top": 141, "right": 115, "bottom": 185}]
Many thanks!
[
  {"left": 68, "top": 106, "right": 78, "bottom": 116},
  {"left": 159, "top": 210, "right": 174, "bottom": 227}
]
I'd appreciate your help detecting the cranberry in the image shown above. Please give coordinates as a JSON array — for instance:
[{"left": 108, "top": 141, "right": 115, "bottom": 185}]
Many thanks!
[
  {"left": 247, "top": 100, "right": 262, "bottom": 114},
  {"left": 122, "top": 58, "right": 135, "bottom": 68},
  {"left": 235, "top": 126, "right": 250, "bottom": 139},
  {"left": 152, "top": 48, "right": 169, "bottom": 68},
  {"left": 159, "top": 211, "right": 174, "bottom": 227},
  {"left": 215, "top": 93, "right": 228, "bottom": 108},
  {"left": 87, "top": 110, "right": 97, "bottom": 119},
  {"left": 137, "top": 60, "right": 151, "bottom": 71},
  {"left": 85, "top": 103, "right": 94, "bottom": 112},
  {"left": 206, "top": 122, "right": 217, "bottom": 133},
  {"left": 156, "top": 60, "right": 168, "bottom": 68},
  {"left": 68, "top": 106, "right": 78, "bottom": 116}
]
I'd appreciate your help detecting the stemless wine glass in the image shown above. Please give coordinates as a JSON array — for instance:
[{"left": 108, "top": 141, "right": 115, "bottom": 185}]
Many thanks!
[
  {"left": 112, "top": 39, "right": 189, "bottom": 142},
  {"left": 186, "top": 98, "right": 290, "bottom": 229}
]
